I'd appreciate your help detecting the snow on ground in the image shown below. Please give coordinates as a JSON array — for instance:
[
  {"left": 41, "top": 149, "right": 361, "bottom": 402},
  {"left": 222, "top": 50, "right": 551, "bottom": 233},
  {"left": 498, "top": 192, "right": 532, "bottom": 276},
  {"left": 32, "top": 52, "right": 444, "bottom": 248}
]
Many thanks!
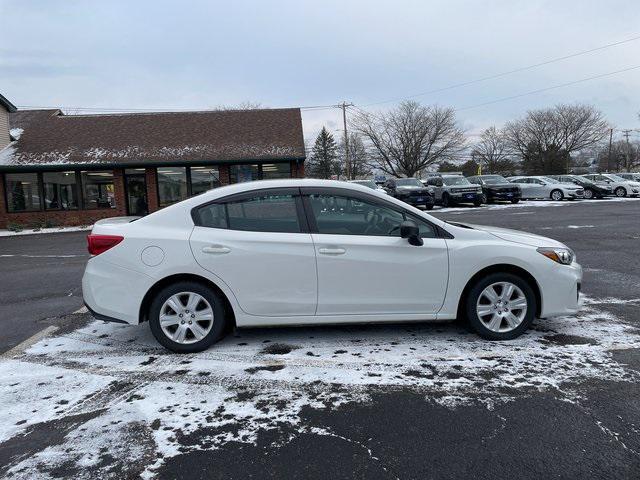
[
  {"left": 1, "top": 296, "right": 640, "bottom": 478},
  {"left": 0, "top": 225, "right": 92, "bottom": 237}
]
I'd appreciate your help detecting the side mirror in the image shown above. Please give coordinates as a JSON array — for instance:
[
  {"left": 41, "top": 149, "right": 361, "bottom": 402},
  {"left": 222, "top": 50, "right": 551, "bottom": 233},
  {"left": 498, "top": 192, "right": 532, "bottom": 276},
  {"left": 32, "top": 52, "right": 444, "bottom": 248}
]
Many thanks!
[{"left": 400, "top": 220, "right": 423, "bottom": 246}]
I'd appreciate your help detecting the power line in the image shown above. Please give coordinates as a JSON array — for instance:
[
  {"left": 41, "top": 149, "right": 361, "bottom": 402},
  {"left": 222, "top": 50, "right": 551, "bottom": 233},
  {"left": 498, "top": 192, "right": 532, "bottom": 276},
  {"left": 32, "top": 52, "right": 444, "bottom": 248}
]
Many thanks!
[
  {"left": 361, "top": 33, "right": 640, "bottom": 107},
  {"left": 454, "top": 64, "right": 640, "bottom": 111}
]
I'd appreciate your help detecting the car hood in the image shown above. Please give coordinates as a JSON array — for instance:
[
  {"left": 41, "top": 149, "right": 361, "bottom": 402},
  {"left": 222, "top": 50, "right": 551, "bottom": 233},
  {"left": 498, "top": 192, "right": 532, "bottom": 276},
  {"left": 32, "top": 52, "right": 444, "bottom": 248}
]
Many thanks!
[
  {"left": 453, "top": 223, "right": 566, "bottom": 248},
  {"left": 396, "top": 185, "right": 428, "bottom": 190}
]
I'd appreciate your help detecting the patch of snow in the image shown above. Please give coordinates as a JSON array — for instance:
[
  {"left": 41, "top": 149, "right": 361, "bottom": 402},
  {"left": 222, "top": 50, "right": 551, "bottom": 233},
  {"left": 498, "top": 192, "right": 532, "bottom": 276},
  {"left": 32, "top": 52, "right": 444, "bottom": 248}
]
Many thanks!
[
  {"left": 0, "top": 142, "right": 16, "bottom": 165},
  {"left": 567, "top": 225, "right": 595, "bottom": 229},
  {"left": 10, "top": 128, "right": 24, "bottom": 140},
  {"left": 2, "top": 298, "right": 640, "bottom": 477}
]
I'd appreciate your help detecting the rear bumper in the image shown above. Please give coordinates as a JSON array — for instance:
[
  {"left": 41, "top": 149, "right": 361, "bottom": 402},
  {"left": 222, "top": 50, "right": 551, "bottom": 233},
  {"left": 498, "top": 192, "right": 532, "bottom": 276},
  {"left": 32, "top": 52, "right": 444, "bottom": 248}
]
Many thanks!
[{"left": 82, "top": 258, "right": 153, "bottom": 325}]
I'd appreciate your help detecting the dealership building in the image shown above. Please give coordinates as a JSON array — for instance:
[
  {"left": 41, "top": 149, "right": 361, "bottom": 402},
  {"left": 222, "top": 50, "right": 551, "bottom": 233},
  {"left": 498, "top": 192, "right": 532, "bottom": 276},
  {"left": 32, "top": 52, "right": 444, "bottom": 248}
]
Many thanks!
[{"left": 0, "top": 94, "right": 305, "bottom": 228}]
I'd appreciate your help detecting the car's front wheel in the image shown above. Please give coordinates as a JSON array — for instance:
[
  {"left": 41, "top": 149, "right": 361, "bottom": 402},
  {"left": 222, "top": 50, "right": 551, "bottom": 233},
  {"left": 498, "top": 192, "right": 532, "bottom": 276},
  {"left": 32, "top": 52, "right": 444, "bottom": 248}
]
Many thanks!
[
  {"left": 550, "top": 189, "right": 563, "bottom": 201},
  {"left": 465, "top": 273, "right": 536, "bottom": 340},
  {"left": 510, "top": 198, "right": 520, "bottom": 204},
  {"left": 615, "top": 186, "right": 627, "bottom": 197},
  {"left": 149, "top": 281, "right": 227, "bottom": 353},
  {"left": 583, "top": 188, "right": 594, "bottom": 199}
]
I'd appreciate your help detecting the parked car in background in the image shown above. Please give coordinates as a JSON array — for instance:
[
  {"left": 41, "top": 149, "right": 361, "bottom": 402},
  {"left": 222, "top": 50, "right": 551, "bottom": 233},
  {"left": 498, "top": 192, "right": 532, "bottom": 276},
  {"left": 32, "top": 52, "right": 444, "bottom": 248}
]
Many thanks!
[
  {"left": 349, "top": 179, "right": 387, "bottom": 194},
  {"left": 425, "top": 174, "right": 483, "bottom": 207},
  {"left": 581, "top": 173, "right": 640, "bottom": 198},
  {"left": 384, "top": 177, "right": 435, "bottom": 209},
  {"left": 83, "top": 179, "right": 582, "bottom": 352},
  {"left": 467, "top": 175, "right": 521, "bottom": 204},
  {"left": 507, "top": 176, "right": 584, "bottom": 201},
  {"left": 549, "top": 175, "right": 612, "bottom": 199},
  {"left": 616, "top": 172, "right": 640, "bottom": 183}
]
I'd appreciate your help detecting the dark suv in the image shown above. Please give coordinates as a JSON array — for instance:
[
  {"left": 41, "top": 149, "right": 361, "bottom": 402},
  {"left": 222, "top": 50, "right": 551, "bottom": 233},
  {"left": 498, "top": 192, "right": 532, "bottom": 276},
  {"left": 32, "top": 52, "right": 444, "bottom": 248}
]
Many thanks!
[
  {"left": 549, "top": 175, "right": 612, "bottom": 199},
  {"left": 384, "top": 178, "right": 435, "bottom": 210},
  {"left": 467, "top": 175, "right": 521, "bottom": 204}
]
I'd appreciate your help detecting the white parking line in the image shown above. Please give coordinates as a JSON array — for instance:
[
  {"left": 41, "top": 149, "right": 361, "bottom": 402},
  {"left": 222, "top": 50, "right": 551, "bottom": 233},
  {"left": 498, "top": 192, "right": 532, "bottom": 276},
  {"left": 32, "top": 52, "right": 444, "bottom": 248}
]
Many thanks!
[
  {"left": 0, "top": 325, "right": 59, "bottom": 359},
  {"left": 73, "top": 306, "right": 89, "bottom": 314}
]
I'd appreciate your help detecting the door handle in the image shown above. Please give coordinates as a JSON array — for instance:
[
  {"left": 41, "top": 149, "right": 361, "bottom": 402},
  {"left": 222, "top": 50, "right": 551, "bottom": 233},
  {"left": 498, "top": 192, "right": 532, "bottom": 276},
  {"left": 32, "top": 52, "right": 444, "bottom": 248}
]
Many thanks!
[
  {"left": 202, "top": 245, "right": 231, "bottom": 254},
  {"left": 318, "top": 247, "right": 346, "bottom": 255}
]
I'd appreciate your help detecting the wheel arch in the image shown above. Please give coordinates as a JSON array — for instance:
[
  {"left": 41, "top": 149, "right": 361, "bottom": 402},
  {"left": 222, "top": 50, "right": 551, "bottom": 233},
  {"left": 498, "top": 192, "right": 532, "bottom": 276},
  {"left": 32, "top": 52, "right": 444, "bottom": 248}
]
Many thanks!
[
  {"left": 139, "top": 273, "right": 237, "bottom": 329},
  {"left": 456, "top": 264, "right": 542, "bottom": 319}
]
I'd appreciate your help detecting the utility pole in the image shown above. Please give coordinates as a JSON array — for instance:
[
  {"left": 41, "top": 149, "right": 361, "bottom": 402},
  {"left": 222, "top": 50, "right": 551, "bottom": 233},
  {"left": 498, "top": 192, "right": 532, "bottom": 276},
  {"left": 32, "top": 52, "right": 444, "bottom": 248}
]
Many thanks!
[
  {"left": 607, "top": 128, "right": 613, "bottom": 172},
  {"left": 621, "top": 129, "right": 632, "bottom": 172},
  {"left": 340, "top": 102, "right": 354, "bottom": 180}
]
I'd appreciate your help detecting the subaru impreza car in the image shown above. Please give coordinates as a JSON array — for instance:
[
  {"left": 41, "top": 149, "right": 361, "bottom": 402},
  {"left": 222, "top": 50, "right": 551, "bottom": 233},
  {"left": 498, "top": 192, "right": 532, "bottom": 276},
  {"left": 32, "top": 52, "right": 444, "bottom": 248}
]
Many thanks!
[{"left": 83, "top": 179, "right": 582, "bottom": 352}]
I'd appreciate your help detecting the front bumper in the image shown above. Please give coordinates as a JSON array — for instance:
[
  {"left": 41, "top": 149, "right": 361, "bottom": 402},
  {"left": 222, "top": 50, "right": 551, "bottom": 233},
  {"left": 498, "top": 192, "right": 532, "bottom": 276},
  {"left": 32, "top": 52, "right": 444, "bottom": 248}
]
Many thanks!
[
  {"left": 449, "top": 192, "right": 483, "bottom": 203},
  {"left": 566, "top": 190, "right": 584, "bottom": 199},
  {"left": 539, "top": 261, "right": 583, "bottom": 318},
  {"left": 487, "top": 190, "right": 521, "bottom": 201},
  {"left": 401, "top": 195, "right": 435, "bottom": 207}
]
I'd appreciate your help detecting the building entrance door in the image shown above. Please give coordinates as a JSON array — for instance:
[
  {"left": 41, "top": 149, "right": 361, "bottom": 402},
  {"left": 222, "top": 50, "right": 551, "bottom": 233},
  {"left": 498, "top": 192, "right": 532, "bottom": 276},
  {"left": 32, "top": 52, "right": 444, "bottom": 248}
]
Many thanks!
[{"left": 125, "top": 170, "right": 148, "bottom": 216}]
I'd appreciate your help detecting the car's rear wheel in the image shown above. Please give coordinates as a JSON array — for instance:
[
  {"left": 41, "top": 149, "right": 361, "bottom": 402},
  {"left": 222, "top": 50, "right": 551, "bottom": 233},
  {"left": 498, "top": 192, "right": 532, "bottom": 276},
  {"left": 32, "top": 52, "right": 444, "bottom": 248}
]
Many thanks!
[
  {"left": 149, "top": 281, "right": 227, "bottom": 353},
  {"left": 550, "top": 189, "right": 563, "bottom": 201},
  {"left": 465, "top": 273, "right": 536, "bottom": 340},
  {"left": 615, "top": 186, "right": 627, "bottom": 197}
]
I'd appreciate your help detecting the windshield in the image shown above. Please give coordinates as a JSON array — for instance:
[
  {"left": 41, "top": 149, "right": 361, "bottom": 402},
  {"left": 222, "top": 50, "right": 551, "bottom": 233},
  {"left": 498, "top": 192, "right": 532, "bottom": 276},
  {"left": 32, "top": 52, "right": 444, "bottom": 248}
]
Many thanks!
[
  {"left": 540, "top": 176, "right": 559, "bottom": 184},
  {"left": 481, "top": 175, "right": 508, "bottom": 184},
  {"left": 443, "top": 176, "right": 471, "bottom": 186},
  {"left": 351, "top": 180, "right": 377, "bottom": 189},
  {"left": 604, "top": 174, "right": 626, "bottom": 182},
  {"left": 570, "top": 176, "right": 593, "bottom": 185},
  {"left": 395, "top": 178, "right": 423, "bottom": 187}
]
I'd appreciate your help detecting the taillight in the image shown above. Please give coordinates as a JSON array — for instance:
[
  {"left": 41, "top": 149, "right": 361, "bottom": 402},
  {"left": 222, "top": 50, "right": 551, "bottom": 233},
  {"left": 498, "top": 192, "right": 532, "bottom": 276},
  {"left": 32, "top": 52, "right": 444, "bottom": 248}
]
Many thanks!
[{"left": 87, "top": 234, "right": 124, "bottom": 255}]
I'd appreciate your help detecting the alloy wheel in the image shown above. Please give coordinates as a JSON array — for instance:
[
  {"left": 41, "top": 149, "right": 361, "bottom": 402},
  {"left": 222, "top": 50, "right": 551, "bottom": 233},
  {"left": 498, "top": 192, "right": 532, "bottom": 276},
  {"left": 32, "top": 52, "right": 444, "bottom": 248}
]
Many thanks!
[
  {"left": 615, "top": 187, "right": 626, "bottom": 197},
  {"left": 551, "top": 190, "right": 563, "bottom": 201},
  {"left": 159, "top": 292, "right": 215, "bottom": 344},
  {"left": 476, "top": 282, "right": 528, "bottom": 333},
  {"left": 583, "top": 189, "right": 593, "bottom": 199}
]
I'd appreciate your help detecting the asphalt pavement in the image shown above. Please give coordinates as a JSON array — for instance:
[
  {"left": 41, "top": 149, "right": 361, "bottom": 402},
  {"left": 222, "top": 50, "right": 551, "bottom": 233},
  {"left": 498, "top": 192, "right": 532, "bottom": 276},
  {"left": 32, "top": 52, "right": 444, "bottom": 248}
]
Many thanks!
[{"left": 0, "top": 198, "right": 639, "bottom": 479}]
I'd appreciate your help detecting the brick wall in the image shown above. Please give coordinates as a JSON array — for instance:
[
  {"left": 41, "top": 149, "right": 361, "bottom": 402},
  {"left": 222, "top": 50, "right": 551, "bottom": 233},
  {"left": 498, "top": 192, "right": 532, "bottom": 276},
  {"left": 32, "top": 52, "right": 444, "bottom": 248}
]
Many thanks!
[
  {"left": 0, "top": 169, "right": 127, "bottom": 229},
  {"left": 145, "top": 167, "right": 159, "bottom": 213},
  {"left": 218, "top": 165, "right": 230, "bottom": 185},
  {"left": 291, "top": 160, "right": 305, "bottom": 178}
]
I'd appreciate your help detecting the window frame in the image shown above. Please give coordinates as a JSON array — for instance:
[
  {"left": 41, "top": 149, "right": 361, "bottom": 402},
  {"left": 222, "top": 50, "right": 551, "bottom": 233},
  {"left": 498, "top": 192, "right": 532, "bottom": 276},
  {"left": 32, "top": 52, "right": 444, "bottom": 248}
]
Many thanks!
[
  {"left": 192, "top": 187, "right": 310, "bottom": 233},
  {"left": 299, "top": 187, "right": 449, "bottom": 239},
  {"left": 42, "top": 170, "right": 81, "bottom": 211}
]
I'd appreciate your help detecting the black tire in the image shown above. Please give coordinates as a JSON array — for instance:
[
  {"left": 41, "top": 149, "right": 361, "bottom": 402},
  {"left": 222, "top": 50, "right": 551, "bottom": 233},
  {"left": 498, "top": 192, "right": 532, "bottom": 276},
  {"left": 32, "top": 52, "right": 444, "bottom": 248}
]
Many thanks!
[
  {"left": 615, "top": 186, "right": 627, "bottom": 197},
  {"left": 473, "top": 199, "right": 482, "bottom": 207},
  {"left": 149, "top": 281, "right": 228, "bottom": 353},
  {"left": 425, "top": 203, "right": 434, "bottom": 210},
  {"left": 550, "top": 189, "right": 563, "bottom": 201},
  {"left": 583, "top": 188, "right": 594, "bottom": 200},
  {"left": 464, "top": 272, "right": 536, "bottom": 340},
  {"left": 481, "top": 193, "right": 488, "bottom": 204},
  {"left": 442, "top": 194, "right": 450, "bottom": 208},
  {"left": 510, "top": 198, "right": 520, "bottom": 204}
]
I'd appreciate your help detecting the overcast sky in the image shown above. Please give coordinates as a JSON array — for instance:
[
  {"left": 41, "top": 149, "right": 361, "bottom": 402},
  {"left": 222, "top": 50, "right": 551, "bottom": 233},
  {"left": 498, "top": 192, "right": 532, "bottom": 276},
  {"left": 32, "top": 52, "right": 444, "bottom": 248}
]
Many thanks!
[{"left": 1, "top": 0, "right": 639, "bottom": 143}]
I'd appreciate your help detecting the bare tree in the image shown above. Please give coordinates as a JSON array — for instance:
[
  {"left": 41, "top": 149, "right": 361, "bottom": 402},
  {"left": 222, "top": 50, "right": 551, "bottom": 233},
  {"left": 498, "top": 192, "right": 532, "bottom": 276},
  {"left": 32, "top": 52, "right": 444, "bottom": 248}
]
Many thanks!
[
  {"left": 504, "top": 104, "right": 609, "bottom": 174},
  {"left": 597, "top": 139, "right": 640, "bottom": 172},
  {"left": 353, "top": 101, "right": 466, "bottom": 177},
  {"left": 339, "top": 133, "right": 372, "bottom": 178},
  {"left": 471, "top": 126, "right": 518, "bottom": 175}
]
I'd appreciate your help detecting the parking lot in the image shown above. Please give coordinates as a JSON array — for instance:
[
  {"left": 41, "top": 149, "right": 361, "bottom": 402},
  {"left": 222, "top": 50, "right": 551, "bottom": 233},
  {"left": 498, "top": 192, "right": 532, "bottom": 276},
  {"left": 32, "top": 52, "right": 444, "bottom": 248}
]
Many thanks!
[{"left": 1, "top": 197, "right": 639, "bottom": 479}]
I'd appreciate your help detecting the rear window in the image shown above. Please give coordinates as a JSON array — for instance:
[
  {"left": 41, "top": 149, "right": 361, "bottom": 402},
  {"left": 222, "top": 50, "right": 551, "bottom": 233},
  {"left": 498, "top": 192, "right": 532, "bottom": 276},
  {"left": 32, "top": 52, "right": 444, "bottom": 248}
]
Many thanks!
[{"left": 195, "top": 193, "right": 301, "bottom": 233}]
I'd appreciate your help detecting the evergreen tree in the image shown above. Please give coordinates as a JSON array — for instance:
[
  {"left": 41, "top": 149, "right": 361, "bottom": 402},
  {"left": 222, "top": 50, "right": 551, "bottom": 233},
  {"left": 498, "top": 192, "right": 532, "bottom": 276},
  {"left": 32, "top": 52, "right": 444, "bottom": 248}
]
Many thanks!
[{"left": 308, "top": 127, "right": 340, "bottom": 179}]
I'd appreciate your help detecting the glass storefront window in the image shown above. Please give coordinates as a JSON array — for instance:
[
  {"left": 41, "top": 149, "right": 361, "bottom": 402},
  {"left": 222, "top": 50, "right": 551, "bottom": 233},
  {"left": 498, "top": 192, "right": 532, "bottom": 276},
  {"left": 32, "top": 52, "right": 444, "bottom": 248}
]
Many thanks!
[
  {"left": 190, "top": 166, "right": 221, "bottom": 195},
  {"left": 230, "top": 164, "right": 259, "bottom": 183},
  {"left": 157, "top": 167, "right": 188, "bottom": 207},
  {"left": 81, "top": 170, "right": 116, "bottom": 209},
  {"left": 43, "top": 171, "right": 78, "bottom": 210},
  {"left": 262, "top": 163, "right": 291, "bottom": 179},
  {"left": 5, "top": 173, "right": 41, "bottom": 212}
]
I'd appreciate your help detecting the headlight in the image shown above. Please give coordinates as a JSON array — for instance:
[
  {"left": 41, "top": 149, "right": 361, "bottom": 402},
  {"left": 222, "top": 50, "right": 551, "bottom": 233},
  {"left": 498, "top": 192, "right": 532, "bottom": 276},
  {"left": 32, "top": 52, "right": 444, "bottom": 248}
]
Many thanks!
[{"left": 537, "top": 247, "right": 574, "bottom": 265}]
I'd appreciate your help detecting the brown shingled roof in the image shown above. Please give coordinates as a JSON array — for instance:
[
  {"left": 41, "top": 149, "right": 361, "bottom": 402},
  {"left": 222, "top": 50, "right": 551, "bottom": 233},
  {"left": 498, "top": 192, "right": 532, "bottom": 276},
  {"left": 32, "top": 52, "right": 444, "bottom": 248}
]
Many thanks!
[{"left": 2, "top": 108, "right": 305, "bottom": 169}]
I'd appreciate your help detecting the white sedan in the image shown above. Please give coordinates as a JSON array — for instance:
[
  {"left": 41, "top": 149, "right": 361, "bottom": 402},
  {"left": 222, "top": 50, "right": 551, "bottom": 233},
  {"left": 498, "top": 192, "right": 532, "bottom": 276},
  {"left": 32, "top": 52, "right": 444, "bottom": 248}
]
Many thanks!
[
  {"left": 83, "top": 179, "right": 582, "bottom": 352},
  {"left": 507, "top": 176, "right": 584, "bottom": 200},
  {"left": 582, "top": 173, "right": 640, "bottom": 198}
]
